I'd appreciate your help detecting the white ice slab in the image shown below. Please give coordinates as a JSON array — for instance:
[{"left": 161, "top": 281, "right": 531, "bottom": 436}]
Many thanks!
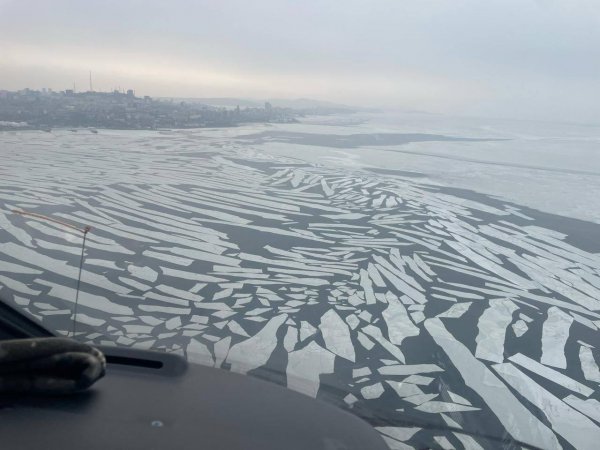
[
  {"left": 186, "top": 338, "right": 214, "bottom": 366},
  {"left": 509, "top": 352, "right": 594, "bottom": 397},
  {"left": 226, "top": 314, "right": 287, "bottom": 374},
  {"left": 424, "top": 318, "right": 560, "bottom": 449},
  {"left": 375, "top": 427, "right": 419, "bottom": 443},
  {"left": 386, "top": 381, "right": 423, "bottom": 398},
  {"left": 362, "top": 325, "right": 406, "bottom": 363},
  {"left": 361, "top": 382, "right": 385, "bottom": 400},
  {"left": 382, "top": 296, "right": 420, "bottom": 346},
  {"left": 437, "top": 302, "right": 472, "bottom": 319},
  {"left": 493, "top": 362, "right": 599, "bottom": 449},
  {"left": 414, "top": 398, "right": 480, "bottom": 414},
  {"left": 300, "top": 320, "right": 318, "bottom": 341},
  {"left": 35, "top": 279, "right": 133, "bottom": 315},
  {"left": 512, "top": 319, "right": 528, "bottom": 337},
  {"left": 319, "top": 309, "right": 355, "bottom": 362},
  {"left": 579, "top": 345, "right": 600, "bottom": 383},
  {"left": 377, "top": 364, "right": 442, "bottom": 376},
  {"left": 475, "top": 298, "right": 518, "bottom": 363},
  {"left": 127, "top": 264, "right": 158, "bottom": 283},
  {"left": 562, "top": 395, "right": 600, "bottom": 424},
  {"left": 286, "top": 341, "right": 335, "bottom": 398},
  {"left": 541, "top": 306, "right": 573, "bottom": 369}
]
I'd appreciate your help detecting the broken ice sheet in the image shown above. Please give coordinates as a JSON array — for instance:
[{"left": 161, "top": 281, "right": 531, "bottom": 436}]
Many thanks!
[
  {"left": 226, "top": 320, "right": 250, "bottom": 337},
  {"left": 359, "top": 268, "right": 377, "bottom": 304},
  {"left": 382, "top": 296, "right": 420, "bottom": 346},
  {"left": 569, "top": 311, "right": 598, "bottom": 330},
  {"left": 165, "top": 316, "right": 182, "bottom": 330},
  {"left": 436, "top": 302, "right": 472, "bottom": 319},
  {"left": 377, "top": 364, "right": 442, "bottom": 376},
  {"left": 344, "top": 393, "right": 358, "bottom": 406},
  {"left": 403, "top": 375, "right": 434, "bottom": 386},
  {"left": 300, "top": 320, "right": 317, "bottom": 341},
  {"left": 562, "top": 395, "right": 600, "bottom": 424},
  {"left": 441, "top": 414, "right": 485, "bottom": 450},
  {"left": 127, "top": 264, "right": 158, "bottom": 282},
  {"left": 541, "top": 306, "right": 573, "bottom": 369},
  {"left": 493, "top": 362, "right": 599, "bottom": 450},
  {"left": 0, "top": 275, "right": 40, "bottom": 296},
  {"left": 579, "top": 345, "right": 600, "bottom": 383},
  {"left": 6, "top": 128, "right": 600, "bottom": 449},
  {"left": 512, "top": 319, "right": 528, "bottom": 337},
  {"left": 404, "top": 393, "right": 438, "bottom": 406},
  {"left": 509, "top": 352, "right": 594, "bottom": 397},
  {"left": 415, "top": 401, "right": 479, "bottom": 413},
  {"left": 186, "top": 338, "right": 214, "bottom": 366},
  {"left": 424, "top": 318, "right": 560, "bottom": 449},
  {"left": 475, "top": 298, "right": 518, "bottom": 363},
  {"left": 433, "top": 436, "right": 453, "bottom": 449},
  {"left": 214, "top": 336, "right": 231, "bottom": 368},
  {"left": 226, "top": 314, "right": 287, "bottom": 374},
  {"left": 286, "top": 341, "right": 335, "bottom": 398},
  {"left": 361, "top": 382, "right": 385, "bottom": 400},
  {"left": 213, "top": 288, "right": 233, "bottom": 300},
  {"left": 375, "top": 427, "right": 419, "bottom": 443},
  {"left": 386, "top": 381, "right": 423, "bottom": 398},
  {"left": 362, "top": 325, "right": 406, "bottom": 363},
  {"left": 283, "top": 326, "right": 298, "bottom": 352},
  {"left": 409, "top": 311, "right": 425, "bottom": 324},
  {"left": 319, "top": 309, "right": 355, "bottom": 362},
  {"left": 353, "top": 367, "right": 371, "bottom": 378},
  {"left": 356, "top": 331, "right": 375, "bottom": 350}
]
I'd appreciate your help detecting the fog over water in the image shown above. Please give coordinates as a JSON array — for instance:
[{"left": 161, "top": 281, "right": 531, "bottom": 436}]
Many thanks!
[
  {"left": 253, "top": 112, "right": 600, "bottom": 224},
  {"left": 1, "top": 0, "right": 600, "bottom": 123}
]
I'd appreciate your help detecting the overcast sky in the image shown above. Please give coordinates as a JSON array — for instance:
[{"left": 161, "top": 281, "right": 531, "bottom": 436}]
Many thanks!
[{"left": 1, "top": 0, "right": 599, "bottom": 122}]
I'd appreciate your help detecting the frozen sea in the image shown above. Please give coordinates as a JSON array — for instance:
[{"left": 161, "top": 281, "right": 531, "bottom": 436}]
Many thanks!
[
  {"left": 0, "top": 112, "right": 599, "bottom": 449},
  {"left": 265, "top": 112, "right": 600, "bottom": 224}
]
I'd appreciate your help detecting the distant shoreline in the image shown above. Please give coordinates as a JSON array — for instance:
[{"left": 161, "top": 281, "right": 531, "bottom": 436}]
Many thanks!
[
  {"left": 1, "top": 89, "right": 336, "bottom": 131},
  {"left": 0, "top": 121, "right": 296, "bottom": 133}
]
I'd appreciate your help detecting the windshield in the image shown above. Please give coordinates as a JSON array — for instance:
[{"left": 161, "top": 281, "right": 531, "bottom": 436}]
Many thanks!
[{"left": 1, "top": 2, "right": 600, "bottom": 449}]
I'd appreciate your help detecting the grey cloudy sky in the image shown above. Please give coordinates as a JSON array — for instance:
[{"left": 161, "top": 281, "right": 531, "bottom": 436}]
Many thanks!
[{"left": 1, "top": 0, "right": 599, "bottom": 122}]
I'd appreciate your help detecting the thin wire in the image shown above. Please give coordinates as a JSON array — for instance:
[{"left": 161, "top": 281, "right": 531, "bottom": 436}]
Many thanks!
[
  {"left": 72, "top": 226, "right": 91, "bottom": 338},
  {"left": 13, "top": 209, "right": 91, "bottom": 339},
  {"left": 12, "top": 209, "right": 85, "bottom": 232}
]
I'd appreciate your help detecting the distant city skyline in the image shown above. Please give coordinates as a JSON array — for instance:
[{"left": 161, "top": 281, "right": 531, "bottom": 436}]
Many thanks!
[
  {"left": 0, "top": 84, "right": 306, "bottom": 131},
  {"left": 1, "top": 0, "right": 600, "bottom": 124},
  {"left": 0, "top": 86, "right": 355, "bottom": 112}
]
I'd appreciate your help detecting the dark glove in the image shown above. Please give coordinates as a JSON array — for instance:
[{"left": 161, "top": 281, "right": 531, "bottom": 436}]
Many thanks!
[{"left": 0, "top": 337, "right": 106, "bottom": 394}]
